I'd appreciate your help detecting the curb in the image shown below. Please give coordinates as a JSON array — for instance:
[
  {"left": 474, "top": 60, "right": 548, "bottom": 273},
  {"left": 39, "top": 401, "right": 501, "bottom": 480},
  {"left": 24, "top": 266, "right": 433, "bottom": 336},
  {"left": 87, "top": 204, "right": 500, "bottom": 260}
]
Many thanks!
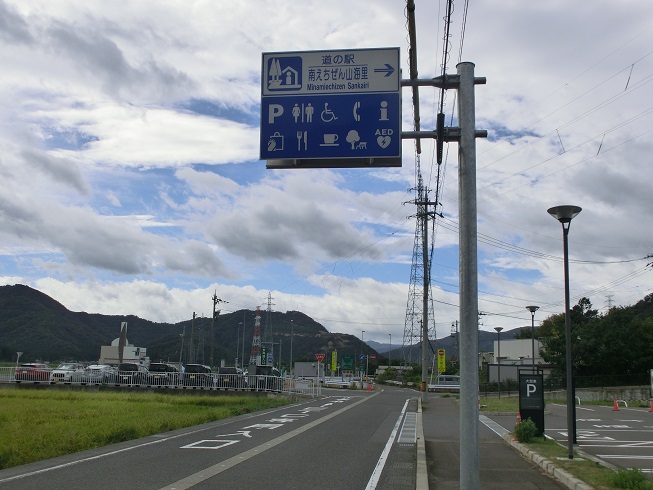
[
  {"left": 416, "top": 398, "right": 429, "bottom": 489},
  {"left": 502, "top": 434, "right": 592, "bottom": 490}
]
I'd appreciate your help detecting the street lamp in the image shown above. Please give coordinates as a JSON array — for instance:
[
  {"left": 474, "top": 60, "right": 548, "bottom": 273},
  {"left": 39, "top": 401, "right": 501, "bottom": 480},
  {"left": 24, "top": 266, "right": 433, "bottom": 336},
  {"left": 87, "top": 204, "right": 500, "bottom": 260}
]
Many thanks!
[
  {"left": 494, "top": 327, "right": 503, "bottom": 398},
  {"left": 526, "top": 306, "right": 539, "bottom": 373},
  {"left": 236, "top": 322, "right": 242, "bottom": 368},
  {"left": 241, "top": 312, "right": 246, "bottom": 371},
  {"left": 388, "top": 333, "right": 392, "bottom": 368},
  {"left": 361, "top": 330, "right": 365, "bottom": 380},
  {"left": 290, "top": 320, "right": 294, "bottom": 376},
  {"left": 548, "top": 204, "right": 582, "bottom": 460}
]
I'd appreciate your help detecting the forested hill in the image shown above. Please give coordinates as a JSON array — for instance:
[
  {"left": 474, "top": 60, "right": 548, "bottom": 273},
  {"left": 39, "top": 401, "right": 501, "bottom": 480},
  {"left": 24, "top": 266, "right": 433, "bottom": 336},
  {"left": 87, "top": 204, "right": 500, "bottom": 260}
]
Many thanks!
[{"left": 0, "top": 284, "right": 370, "bottom": 365}]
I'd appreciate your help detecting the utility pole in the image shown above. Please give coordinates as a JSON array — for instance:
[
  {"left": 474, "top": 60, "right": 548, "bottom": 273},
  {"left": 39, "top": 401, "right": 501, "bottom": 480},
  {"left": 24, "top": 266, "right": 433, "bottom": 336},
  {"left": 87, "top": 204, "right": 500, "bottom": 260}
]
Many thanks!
[
  {"left": 412, "top": 184, "right": 439, "bottom": 396},
  {"left": 457, "top": 61, "right": 484, "bottom": 489},
  {"left": 211, "top": 292, "right": 227, "bottom": 369},
  {"left": 189, "top": 312, "right": 196, "bottom": 364},
  {"left": 400, "top": 61, "right": 487, "bottom": 490}
]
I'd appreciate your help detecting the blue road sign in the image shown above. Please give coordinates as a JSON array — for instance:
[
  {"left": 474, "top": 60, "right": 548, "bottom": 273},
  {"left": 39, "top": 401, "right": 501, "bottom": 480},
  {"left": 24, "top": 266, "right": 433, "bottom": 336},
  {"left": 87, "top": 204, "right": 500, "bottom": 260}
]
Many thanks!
[{"left": 261, "top": 48, "right": 401, "bottom": 168}]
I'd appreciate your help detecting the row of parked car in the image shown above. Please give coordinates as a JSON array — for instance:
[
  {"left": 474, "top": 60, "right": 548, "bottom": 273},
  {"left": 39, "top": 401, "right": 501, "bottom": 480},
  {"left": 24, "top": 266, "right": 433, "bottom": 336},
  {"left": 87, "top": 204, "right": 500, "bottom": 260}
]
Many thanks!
[{"left": 14, "top": 362, "right": 254, "bottom": 389}]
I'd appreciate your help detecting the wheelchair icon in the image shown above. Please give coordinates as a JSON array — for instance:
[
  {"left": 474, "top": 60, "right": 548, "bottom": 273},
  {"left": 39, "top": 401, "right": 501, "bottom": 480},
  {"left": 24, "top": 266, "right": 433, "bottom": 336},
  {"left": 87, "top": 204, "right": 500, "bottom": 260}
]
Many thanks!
[{"left": 321, "top": 103, "right": 338, "bottom": 123}]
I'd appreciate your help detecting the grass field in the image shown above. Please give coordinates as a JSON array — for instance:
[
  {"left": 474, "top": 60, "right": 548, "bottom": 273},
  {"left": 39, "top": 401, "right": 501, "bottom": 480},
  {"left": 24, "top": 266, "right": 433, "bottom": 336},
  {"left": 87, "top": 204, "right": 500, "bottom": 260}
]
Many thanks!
[{"left": 0, "top": 388, "right": 294, "bottom": 469}]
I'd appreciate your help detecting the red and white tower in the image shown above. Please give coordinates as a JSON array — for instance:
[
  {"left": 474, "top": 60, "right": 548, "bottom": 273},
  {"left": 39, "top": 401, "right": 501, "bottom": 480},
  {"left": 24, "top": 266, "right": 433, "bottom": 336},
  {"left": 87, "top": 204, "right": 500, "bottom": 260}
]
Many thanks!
[{"left": 249, "top": 307, "right": 262, "bottom": 366}]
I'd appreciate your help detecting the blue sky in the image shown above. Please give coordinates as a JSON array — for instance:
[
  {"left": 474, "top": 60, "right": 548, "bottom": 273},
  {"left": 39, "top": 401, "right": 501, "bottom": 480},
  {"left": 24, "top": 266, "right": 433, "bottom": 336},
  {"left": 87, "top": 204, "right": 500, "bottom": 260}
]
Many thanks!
[{"left": 0, "top": 0, "right": 652, "bottom": 349}]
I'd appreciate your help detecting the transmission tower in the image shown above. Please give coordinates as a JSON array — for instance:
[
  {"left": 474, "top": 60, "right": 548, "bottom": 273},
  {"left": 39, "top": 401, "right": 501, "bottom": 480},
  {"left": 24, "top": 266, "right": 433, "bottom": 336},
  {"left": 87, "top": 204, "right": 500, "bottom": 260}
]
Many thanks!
[{"left": 402, "top": 169, "right": 437, "bottom": 366}]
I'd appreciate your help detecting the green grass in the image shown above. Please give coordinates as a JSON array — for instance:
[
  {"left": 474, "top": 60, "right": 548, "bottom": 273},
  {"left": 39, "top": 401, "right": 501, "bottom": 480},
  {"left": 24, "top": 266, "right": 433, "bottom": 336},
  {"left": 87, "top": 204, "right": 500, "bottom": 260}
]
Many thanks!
[
  {"left": 0, "top": 388, "right": 293, "bottom": 469},
  {"left": 522, "top": 437, "right": 646, "bottom": 489},
  {"left": 478, "top": 395, "right": 519, "bottom": 412}
]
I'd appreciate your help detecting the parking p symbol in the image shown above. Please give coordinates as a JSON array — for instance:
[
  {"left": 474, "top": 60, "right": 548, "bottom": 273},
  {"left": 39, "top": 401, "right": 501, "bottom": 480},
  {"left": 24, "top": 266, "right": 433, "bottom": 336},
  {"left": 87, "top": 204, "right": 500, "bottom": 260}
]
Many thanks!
[{"left": 269, "top": 104, "right": 284, "bottom": 123}]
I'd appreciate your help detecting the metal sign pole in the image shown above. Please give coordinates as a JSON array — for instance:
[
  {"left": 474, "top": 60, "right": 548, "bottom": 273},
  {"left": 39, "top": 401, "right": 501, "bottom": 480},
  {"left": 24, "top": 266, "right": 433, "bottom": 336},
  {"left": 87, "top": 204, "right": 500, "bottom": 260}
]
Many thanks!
[{"left": 458, "top": 61, "right": 480, "bottom": 489}]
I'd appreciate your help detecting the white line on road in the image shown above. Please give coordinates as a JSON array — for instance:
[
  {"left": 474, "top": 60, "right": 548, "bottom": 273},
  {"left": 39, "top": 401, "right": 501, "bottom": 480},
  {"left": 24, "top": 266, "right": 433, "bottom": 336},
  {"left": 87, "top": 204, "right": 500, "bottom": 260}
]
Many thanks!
[
  {"left": 479, "top": 415, "right": 510, "bottom": 438},
  {"left": 160, "top": 392, "right": 380, "bottom": 490},
  {"left": 365, "top": 398, "right": 410, "bottom": 490},
  {"left": 0, "top": 400, "right": 311, "bottom": 484}
]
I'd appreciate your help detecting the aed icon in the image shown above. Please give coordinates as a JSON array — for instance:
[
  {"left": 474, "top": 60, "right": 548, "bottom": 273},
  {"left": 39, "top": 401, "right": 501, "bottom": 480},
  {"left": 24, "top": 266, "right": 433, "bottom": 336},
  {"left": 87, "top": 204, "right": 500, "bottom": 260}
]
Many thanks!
[{"left": 375, "top": 129, "right": 394, "bottom": 136}]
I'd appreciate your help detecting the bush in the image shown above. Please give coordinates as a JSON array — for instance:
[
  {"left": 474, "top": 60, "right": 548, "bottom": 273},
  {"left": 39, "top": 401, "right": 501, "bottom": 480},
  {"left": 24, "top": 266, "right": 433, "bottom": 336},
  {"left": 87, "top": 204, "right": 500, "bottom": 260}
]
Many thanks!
[
  {"left": 612, "top": 468, "right": 652, "bottom": 489},
  {"left": 514, "top": 418, "right": 538, "bottom": 443}
]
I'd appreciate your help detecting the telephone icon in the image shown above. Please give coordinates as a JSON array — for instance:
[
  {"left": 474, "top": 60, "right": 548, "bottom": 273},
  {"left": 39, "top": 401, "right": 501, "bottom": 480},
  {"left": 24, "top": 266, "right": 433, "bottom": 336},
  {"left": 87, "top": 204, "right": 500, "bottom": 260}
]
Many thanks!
[{"left": 353, "top": 101, "right": 361, "bottom": 122}]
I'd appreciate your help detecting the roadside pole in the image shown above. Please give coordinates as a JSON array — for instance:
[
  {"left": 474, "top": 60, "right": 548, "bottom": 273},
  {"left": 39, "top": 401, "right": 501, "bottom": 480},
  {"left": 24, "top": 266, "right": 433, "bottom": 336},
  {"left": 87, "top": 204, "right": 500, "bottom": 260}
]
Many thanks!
[{"left": 458, "top": 61, "right": 480, "bottom": 489}]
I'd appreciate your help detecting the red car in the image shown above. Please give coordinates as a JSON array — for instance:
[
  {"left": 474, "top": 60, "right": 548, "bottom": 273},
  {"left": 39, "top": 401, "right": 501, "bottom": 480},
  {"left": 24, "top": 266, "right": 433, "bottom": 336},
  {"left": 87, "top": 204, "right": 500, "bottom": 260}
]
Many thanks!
[{"left": 15, "top": 363, "right": 51, "bottom": 382}]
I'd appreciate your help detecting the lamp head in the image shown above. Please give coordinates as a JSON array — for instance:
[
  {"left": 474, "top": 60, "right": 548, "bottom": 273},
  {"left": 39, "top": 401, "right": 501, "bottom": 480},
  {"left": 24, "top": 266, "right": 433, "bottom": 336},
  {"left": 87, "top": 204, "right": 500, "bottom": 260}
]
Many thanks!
[
  {"left": 526, "top": 305, "right": 540, "bottom": 314},
  {"left": 547, "top": 205, "right": 582, "bottom": 224},
  {"left": 494, "top": 327, "right": 503, "bottom": 333}
]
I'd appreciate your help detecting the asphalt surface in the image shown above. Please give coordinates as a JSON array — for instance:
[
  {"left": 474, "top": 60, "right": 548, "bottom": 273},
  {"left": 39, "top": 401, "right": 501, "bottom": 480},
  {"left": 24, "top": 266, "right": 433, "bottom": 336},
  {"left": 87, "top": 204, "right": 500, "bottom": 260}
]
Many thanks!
[
  {"left": 0, "top": 387, "right": 413, "bottom": 490},
  {"left": 4, "top": 385, "right": 631, "bottom": 489},
  {"left": 489, "top": 400, "right": 653, "bottom": 475},
  {"left": 421, "top": 394, "right": 565, "bottom": 489}
]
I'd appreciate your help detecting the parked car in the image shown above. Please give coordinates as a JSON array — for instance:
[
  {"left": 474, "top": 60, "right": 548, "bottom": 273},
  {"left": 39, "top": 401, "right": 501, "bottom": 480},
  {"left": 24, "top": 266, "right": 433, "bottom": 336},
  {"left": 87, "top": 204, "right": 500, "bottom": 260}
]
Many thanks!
[
  {"left": 216, "top": 366, "right": 247, "bottom": 389},
  {"left": 15, "top": 363, "right": 51, "bottom": 383},
  {"left": 50, "top": 362, "right": 86, "bottom": 383},
  {"left": 117, "top": 363, "right": 149, "bottom": 385},
  {"left": 249, "top": 365, "right": 282, "bottom": 391},
  {"left": 71, "top": 364, "right": 118, "bottom": 384},
  {"left": 182, "top": 364, "right": 213, "bottom": 387},
  {"left": 148, "top": 363, "right": 180, "bottom": 386}
]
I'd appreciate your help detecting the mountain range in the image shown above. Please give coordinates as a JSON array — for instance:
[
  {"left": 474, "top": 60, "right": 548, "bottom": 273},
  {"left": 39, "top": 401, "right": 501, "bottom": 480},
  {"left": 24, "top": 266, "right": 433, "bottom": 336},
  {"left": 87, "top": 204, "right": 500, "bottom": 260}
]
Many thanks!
[{"left": 0, "top": 284, "right": 523, "bottom": 367}]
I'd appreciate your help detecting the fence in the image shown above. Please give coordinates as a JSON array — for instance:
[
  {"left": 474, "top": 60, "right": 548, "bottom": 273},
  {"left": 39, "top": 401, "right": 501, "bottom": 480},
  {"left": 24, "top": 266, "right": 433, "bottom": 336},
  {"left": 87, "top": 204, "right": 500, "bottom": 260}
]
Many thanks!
[
  {"left": 0, "top": 367, "right": 317, "bottom": 396},
  {"left": 480, "top": 372, "right": 651, "bottom": 398}
]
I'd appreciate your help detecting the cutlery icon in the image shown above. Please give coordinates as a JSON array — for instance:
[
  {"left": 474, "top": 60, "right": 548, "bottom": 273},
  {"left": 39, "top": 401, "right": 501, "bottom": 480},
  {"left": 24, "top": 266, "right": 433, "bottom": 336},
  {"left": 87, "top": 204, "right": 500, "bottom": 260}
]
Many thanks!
[{"left": 297, "top": 131, "right": 308, "bottom": 151}]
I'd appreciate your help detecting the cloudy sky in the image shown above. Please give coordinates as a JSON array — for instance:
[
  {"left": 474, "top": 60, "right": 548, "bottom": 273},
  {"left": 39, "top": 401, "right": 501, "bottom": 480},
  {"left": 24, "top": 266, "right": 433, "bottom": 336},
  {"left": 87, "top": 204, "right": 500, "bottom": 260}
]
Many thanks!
[{"left": 1, "top": 0, "right": 651, "bottom": 350}]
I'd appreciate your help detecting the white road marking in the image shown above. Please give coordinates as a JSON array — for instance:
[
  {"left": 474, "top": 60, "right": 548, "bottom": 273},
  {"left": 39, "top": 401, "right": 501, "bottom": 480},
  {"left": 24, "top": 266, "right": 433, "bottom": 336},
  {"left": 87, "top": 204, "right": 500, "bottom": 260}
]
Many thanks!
[
  {"left": 365, "top": 398, "right": 410, "bottom": 489},
  {"left": 160, "top": 393, "right": 379, "bottom": 490}
]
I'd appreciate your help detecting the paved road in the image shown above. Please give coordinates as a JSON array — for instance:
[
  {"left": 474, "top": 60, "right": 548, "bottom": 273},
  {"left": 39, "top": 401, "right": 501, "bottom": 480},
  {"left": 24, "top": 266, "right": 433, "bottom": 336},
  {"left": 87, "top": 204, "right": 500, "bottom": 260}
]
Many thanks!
[
  {"left": 0, "top": 387, "right": 415, "bottom": 490},
  {"left": 486, "top": 401, "right": 653, "bottom": 475},
  {"left": 422, "top": 395, "right": 565, "bottom": 489}
]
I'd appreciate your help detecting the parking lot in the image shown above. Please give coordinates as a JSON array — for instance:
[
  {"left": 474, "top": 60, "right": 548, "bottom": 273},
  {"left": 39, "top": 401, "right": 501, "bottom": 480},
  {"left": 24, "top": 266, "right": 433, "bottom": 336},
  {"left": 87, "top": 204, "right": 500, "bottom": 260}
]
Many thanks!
[
  {"left": 0, "top": 364, "right": 315, "bottom": 395},
  {"left": 486, "top": 400, "right": 653, "bottom": 475},
  {"left": 547, "top": 402, "right": 653, "bottom": 474}
]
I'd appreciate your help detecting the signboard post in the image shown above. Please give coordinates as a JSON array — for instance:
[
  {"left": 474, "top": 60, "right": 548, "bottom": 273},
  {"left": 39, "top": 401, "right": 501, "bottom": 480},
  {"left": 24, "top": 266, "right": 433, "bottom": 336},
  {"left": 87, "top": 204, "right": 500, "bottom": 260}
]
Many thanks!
[
  {"left": 437, "top": 349, "right": 446, "bottom": 374},
  {"left": 519, "top": 373, "right": 545, "bottom": 436},
  {"left": 261, "top": 47, "right": 401, "bottom": 168}
]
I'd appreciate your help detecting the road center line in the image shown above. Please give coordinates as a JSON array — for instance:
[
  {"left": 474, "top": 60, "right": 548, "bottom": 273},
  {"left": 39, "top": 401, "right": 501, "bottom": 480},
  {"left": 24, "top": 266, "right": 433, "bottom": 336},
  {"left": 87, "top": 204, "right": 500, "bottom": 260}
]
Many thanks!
[{"left": 160, "top": 392, "right": 380, "bottom": 490}]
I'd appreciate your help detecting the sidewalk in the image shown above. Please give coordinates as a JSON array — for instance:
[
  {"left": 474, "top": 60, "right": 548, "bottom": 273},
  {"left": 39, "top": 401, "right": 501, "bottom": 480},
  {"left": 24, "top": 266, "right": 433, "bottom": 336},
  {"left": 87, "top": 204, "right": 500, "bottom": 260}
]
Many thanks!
[{"left": 419, "top": 396, "right": 570, "bottom": 489}]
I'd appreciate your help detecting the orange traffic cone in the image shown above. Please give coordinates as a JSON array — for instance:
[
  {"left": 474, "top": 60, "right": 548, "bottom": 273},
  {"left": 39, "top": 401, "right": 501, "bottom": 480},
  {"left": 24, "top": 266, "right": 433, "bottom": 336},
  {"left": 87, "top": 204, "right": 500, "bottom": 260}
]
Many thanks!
[
  {"left": 613, "top": 398, "right": 619, "bottom": 411},
  {"left": 367, "top": 382, "right": 373, "bottom": 392},
  {"left": 516, "top": 412, "right": 522, "bottom": 424},
  {"left": 649, "top": 400, "right": 653, "bottom": 413}
]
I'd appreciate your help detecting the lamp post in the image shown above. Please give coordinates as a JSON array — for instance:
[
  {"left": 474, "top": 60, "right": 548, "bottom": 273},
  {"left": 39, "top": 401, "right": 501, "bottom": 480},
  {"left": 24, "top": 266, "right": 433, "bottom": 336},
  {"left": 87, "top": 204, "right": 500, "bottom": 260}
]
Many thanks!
[
  {"left": 526, "top": 306, "right": 539, "bottom": 373},
  {"left": 361, "top": 330, "right": 365, "bottom": 380},
  {"left": 241, "top": 312, "right": 246, "bottom": 372},
  {"left": 236, "top": 322, "right": 242, "bottom": 369},
  {"left": 494, "top": 327, "right": 503, "bottom": 398},
  {"left": 290, "top": 320, "right": 294, "bottom": 376},
  {"left": 388, "top": 333, "right": 392, "bottom": 368},
  {"left": 548, "top": 204, "right": 582, "bottom": 460}
]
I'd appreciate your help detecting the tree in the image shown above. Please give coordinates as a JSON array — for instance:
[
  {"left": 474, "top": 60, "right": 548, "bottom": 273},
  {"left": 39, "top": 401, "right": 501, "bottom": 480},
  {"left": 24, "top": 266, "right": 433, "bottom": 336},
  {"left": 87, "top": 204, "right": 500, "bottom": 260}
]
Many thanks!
[{"left": 540, "top": 297, "right": 653, "bottom": 386}]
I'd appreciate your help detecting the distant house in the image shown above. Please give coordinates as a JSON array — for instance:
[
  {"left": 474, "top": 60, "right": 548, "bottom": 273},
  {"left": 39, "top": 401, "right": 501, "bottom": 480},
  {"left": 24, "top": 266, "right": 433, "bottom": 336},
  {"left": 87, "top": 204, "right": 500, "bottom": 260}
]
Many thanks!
[{"left": 486, "top": 338, "right": 552, "bottom": 383}]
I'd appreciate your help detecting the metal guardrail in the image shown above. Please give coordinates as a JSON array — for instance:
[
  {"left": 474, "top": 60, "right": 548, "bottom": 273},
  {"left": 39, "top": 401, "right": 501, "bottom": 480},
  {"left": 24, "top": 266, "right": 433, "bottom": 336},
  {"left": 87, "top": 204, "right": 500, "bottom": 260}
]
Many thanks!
[{"left": 0, "top": 367, "right": 317, "bottom": 396}]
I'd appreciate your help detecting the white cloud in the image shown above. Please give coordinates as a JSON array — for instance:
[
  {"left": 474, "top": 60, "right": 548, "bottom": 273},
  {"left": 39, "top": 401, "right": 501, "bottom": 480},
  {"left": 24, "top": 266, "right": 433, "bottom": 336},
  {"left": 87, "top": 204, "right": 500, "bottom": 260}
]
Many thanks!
[{"left": 0, "top": 0, "right": 651, "bottom": 346}]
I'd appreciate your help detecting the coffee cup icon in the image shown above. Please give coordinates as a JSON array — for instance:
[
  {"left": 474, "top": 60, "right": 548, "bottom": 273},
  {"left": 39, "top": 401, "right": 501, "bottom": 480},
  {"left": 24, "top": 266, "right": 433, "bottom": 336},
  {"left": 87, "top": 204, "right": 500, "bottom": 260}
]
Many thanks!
[{"left": 322, "top": 133, "right": 339, "bottom": 146}]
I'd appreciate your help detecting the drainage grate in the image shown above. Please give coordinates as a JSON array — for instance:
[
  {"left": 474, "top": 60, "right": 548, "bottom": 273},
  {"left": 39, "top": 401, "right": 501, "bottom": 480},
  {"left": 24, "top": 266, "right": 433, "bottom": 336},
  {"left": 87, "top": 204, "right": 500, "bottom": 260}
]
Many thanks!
[{"left": 397, "top": 412, "right": 417, "bottom": 446}]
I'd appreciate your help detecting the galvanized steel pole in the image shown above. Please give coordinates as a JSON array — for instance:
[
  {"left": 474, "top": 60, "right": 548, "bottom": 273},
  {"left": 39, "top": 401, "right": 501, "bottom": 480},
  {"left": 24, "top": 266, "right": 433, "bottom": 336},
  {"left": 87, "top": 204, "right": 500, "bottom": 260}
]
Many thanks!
[{"left": 457, "top": 61, "right": 480, "bottom": 489}]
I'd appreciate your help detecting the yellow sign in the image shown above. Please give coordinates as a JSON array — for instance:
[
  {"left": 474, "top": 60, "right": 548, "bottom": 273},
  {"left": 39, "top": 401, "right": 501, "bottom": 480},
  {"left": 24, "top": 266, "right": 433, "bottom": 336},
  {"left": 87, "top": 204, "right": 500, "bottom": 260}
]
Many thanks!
[
  {"left": 331, "top": 351, "right": 338, "bottom": 372},
  {"left": 437, "top": 349, "right": 446, "bottom": 373}
]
